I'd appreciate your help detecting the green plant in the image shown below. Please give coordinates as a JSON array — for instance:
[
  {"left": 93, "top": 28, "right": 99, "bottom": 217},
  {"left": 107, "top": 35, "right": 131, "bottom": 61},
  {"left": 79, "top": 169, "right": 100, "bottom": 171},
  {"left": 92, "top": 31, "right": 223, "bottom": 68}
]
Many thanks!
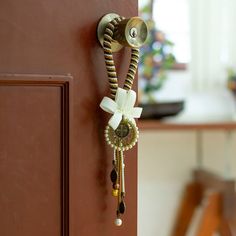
[{"left": 139, "top": 5, "right": 176, "bottom": 103}]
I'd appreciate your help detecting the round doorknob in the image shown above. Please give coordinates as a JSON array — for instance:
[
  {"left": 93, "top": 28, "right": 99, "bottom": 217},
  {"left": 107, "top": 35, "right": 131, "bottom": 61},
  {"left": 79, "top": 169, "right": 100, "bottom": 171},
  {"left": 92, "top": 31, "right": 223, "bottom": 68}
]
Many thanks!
[
  {"left": 97, "top": 13, "right": 148, "bottom": 52},
  {"left": 113, "top": 17, "right": 148, "bottom": 48}
]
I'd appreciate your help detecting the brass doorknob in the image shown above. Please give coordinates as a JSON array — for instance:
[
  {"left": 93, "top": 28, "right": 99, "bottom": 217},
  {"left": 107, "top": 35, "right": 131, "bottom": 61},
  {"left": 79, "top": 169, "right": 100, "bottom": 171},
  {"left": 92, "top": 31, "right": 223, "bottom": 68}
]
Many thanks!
[{"left": 97, "top": 13, "right": 148, "bottom": 52}]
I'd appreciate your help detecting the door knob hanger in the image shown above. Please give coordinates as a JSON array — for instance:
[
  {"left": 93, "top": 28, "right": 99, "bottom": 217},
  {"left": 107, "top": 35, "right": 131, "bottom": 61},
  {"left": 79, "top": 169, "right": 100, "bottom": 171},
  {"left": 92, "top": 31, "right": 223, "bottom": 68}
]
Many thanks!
[{"left": 97, "top": 13, "right": 148, "bottom": 227}]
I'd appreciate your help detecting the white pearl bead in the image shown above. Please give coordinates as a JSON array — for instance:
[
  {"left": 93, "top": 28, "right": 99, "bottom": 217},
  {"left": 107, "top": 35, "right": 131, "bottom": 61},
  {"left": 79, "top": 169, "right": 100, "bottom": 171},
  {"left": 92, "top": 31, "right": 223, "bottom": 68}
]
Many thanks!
[{"left": 114, "top": 218, "right": 122, "bottom": 226}]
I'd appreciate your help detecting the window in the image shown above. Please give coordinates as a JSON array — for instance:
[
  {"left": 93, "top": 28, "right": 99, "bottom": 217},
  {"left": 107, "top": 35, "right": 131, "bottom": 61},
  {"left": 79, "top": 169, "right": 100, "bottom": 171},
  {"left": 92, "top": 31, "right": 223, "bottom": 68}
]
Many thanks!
[{"left": 152, "top": 0, "right": 190, "bottom": 64}]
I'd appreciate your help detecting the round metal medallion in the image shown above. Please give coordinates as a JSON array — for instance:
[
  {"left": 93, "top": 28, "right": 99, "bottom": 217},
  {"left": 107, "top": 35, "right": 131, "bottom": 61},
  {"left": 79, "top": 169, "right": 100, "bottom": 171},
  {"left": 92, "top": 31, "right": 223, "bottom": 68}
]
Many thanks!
[
  {"left": 115, "top": 122, "right": 130, "bottom": 138},
  {"left": 105, "top": 119, "right": 139, "bottom": 151}
]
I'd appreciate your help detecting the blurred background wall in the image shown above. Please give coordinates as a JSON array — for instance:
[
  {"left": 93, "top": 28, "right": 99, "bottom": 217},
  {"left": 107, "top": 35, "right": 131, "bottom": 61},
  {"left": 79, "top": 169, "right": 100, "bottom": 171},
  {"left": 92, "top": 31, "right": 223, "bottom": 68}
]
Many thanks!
[
  {"left": 138, "top": 131, "right": 236, "bottom": 236},
  {"left": 138, "top": 0, "right": 236, "bottom": 235}
]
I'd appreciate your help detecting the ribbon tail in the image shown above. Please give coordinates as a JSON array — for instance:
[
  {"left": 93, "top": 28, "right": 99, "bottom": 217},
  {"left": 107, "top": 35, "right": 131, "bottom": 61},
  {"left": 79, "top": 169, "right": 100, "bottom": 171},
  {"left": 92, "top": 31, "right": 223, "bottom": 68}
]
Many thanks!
[
  {"left": 108, "top": 112, "right": 123, "bottom": 130},
  {"left": 100, "top": 97, "right": 117, "bottom": 114},
  {"left": 131, "top": 107, "right": 143, "bottom": 118}
]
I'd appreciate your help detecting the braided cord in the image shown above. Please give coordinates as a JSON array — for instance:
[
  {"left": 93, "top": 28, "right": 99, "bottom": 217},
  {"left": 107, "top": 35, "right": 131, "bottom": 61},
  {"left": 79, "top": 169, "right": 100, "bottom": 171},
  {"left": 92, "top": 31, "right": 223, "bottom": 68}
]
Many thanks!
[
  {"left": 103, "top": 16, "right": 140, "bottom": 99},
  {"left": 124, "top": 48, "right": 139, "bottom": 90}
]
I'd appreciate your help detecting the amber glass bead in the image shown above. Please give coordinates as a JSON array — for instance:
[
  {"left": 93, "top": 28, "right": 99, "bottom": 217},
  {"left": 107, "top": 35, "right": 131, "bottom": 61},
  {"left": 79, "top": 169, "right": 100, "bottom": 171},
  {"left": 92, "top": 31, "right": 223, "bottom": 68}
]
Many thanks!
[{"left": 112, "top": 189, "right": 119, "bottom": 197}]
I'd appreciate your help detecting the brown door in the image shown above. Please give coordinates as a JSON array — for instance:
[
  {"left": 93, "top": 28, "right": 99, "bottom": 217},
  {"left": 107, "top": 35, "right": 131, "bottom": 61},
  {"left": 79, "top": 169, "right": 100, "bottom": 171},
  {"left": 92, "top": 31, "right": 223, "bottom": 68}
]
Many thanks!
[{"left": 0, "top": 1, "right": 138, "bottom": 236}]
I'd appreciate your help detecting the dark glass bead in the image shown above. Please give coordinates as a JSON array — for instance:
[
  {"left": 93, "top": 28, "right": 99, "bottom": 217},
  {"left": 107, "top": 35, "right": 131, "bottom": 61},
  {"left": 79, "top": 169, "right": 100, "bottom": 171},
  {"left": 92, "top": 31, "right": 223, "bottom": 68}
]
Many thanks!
[
  {"left": 110, "top": 169, "right": 117, "bottom": 183},
  {"left": 119, "top": 201, "right": 126, "bottom": 214}
]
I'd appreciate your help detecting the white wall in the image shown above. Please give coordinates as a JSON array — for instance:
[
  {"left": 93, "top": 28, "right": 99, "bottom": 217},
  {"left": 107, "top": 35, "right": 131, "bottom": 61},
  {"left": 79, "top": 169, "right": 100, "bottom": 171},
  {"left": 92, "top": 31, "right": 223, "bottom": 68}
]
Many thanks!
[{"left": 138, "top": 130, "right": 236, "bottom": 236}]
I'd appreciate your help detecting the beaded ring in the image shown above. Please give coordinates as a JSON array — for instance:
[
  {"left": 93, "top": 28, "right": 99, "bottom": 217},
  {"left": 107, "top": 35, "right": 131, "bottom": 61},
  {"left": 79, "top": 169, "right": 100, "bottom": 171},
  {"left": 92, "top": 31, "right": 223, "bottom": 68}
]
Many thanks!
[{"left": 104, "top": 119, "right": 139, "bottom": 151}]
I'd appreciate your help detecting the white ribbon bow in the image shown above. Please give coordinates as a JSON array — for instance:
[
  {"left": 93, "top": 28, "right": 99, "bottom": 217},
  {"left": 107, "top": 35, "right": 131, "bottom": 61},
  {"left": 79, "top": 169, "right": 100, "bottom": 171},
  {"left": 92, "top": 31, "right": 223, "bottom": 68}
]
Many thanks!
[{"left": 100, "top": 87, "right": 143, "bottom": 130}]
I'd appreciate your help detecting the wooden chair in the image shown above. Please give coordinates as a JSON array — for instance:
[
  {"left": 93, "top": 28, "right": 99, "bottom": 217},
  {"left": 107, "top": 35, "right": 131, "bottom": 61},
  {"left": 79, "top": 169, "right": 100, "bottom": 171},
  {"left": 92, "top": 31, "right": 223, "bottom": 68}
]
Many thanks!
[{"left": 171, "top": 169, "right": 236, "bottom": 236}]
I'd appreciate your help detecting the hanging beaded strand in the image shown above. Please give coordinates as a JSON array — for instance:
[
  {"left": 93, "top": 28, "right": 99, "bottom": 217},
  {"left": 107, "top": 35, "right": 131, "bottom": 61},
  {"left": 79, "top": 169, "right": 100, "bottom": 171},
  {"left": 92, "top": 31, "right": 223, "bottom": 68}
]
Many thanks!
[{"left": 102, "top": 15, "right": 140, "bottom": 226}]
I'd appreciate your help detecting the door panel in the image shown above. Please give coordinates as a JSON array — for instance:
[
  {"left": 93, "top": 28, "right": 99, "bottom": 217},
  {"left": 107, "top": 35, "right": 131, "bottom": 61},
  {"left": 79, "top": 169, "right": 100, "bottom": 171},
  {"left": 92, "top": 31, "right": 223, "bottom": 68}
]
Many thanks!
[
  {"left": 0, "top": 75, "right": 71, "bottom": 236},
  {"left": 0, "top": 1, "right": 138, "bottom": 235}
]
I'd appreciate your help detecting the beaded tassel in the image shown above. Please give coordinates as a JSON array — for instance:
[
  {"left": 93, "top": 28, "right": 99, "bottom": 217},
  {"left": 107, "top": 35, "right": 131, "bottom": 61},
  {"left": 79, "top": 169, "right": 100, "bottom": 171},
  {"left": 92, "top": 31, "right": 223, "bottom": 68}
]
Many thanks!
[{"left": 101, "top": 15, "right": 142, "bottom": 226}]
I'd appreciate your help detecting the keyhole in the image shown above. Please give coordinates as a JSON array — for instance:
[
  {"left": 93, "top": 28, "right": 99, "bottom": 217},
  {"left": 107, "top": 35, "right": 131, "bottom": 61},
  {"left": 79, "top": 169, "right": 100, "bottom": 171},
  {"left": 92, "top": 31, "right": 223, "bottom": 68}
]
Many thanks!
[{"left": 130, "top": 28, "right": 138, "bottom": 38}]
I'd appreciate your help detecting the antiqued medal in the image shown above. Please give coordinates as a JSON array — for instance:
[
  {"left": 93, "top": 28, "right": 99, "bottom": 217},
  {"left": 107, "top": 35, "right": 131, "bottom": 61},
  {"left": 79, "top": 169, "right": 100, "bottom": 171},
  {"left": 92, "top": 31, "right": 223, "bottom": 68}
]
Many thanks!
[{"left": 105, "top": 118, "right": 139, "bottom": 151}]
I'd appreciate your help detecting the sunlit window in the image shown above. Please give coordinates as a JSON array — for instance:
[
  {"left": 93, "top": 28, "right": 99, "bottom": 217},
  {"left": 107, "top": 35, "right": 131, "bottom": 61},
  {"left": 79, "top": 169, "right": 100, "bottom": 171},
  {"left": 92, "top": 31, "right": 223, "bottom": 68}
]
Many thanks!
[
  {"left": 153, "top": 0, "right": 190, "bottom": 64},
  {"left": 138, "top": 0, "right": 191, "bottom": 104}
]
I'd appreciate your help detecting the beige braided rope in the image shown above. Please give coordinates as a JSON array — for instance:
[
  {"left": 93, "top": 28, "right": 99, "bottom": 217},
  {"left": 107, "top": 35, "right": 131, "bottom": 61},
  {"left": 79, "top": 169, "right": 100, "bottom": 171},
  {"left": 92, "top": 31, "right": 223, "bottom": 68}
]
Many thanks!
[{"left": 103, "top": 16, "right": 140, "bottom": 99}]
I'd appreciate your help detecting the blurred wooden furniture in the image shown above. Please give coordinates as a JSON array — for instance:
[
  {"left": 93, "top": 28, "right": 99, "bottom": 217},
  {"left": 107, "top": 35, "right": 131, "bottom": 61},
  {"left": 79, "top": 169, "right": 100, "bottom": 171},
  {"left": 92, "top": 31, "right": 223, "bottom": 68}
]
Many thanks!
[
  {"left": 139, "top": 120, "right": 236, "bottom": 131},
  {"left": 170, "top": 181, "right": 203, "bottom": 235},
  {"left": 139, "top": 120, "right": 236, "bottom": 236},
  {"left": 171, "top": 169, "right": 236, "bottom": 236}
]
